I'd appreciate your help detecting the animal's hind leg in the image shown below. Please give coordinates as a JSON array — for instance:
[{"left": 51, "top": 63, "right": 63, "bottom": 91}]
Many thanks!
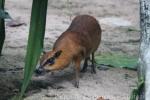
[
  {"left": 91, "top": 52, "right": 96, "bottom": 74},
  {"left": 80, "top": 57, "right": 90, "bottom": 73}
]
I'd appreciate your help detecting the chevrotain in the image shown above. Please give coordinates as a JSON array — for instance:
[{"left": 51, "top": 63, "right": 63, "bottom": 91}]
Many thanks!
[{"left": 35, "top": 15, "right": 101, "bottom": 88}]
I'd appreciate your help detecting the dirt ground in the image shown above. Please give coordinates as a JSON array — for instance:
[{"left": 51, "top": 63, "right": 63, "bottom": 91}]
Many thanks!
[{"left": 0, "top": 0, "right": 139, "bottom": 100}]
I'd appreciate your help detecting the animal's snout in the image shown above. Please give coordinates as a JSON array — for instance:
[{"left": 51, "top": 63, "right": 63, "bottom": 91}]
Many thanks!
[{"left": 35, "top": 67, "right": 44, "bottom": 75}]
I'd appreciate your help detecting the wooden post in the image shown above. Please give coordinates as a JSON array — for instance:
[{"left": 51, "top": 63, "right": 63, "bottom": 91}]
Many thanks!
[{"left": 139, "top": 0, "right": 150, "bottom": 99}]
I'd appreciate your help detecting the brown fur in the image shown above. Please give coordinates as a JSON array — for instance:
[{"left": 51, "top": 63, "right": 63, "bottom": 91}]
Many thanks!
[{"left": 40, "top": 15, "right": 101, "bottom": 87}]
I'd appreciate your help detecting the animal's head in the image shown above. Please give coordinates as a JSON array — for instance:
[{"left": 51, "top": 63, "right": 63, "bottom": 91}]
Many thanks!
[{"left": 35, "top": 50, "right": 62, "bottom": 75}]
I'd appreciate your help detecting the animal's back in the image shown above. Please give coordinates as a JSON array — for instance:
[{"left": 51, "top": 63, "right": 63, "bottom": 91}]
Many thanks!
[
  {"left": 54, "top": 15, "right": 101, "bottom": 57},
  {"left": 67, "top": 15, "right": 101, "bottom": 35}
]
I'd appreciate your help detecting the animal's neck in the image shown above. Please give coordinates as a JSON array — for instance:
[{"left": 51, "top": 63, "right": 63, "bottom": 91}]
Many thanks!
[
  {"left": 49, "top": 48, "right": 73, "bottom": 71},
  {"left": 49, "top": 35, "right": 80, "bottom": 71}
]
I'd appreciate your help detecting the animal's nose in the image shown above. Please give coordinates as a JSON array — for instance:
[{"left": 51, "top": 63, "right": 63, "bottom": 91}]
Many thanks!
[{"left": 35, "top": 67, "right": 44, "bottom": 75}]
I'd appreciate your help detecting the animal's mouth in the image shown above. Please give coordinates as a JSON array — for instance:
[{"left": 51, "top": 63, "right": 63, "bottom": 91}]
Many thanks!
[{"left": 35, "top": 67, "right": 46, "bottom": 76}]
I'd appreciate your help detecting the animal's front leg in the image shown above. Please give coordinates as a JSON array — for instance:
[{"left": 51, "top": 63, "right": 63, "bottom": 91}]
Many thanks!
[{"left": 74, "top": 56, "right": 81, "bottom": 88}]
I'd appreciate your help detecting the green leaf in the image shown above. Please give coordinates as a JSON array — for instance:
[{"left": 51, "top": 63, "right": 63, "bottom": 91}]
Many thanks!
[
  {"left": 15, "top": 0, "right": 48, "bottom": 99},
  {"left": 0, "top": 9, "right": 11, "bottom": 19},
  {"left": 95, "top": 53, "right": 138, "bottom": 70},
  {"left": 0, "top": 0, "right": 5, "bottom": 55}
]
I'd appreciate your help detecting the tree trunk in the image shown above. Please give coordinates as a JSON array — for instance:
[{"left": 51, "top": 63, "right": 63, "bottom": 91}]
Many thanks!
[
  {"left": 139, "top": 0, "right": 150, "bottom": 100},
  {"left": 0, "top": 0, "right": 5, "bottom": 55}
]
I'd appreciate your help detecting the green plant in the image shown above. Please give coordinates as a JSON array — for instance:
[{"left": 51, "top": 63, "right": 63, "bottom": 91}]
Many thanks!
[
  {"left": 0, "top": 0, "right": 5, "bottom": 55},
  {"left": 127, "top": 27, "right": 139, "bottom": 32},
  {"left": 130, "top": 78, "right": 144, "bottom": 100},
  {"left": 0, "top": 9, "right": 11, "bottom": 19},
  {"left": 13, "top": 0, "right": 48, "bottom": 99}
]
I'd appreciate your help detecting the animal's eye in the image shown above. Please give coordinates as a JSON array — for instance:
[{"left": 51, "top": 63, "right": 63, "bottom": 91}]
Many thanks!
[
  {"left": 42, "top": 57, "right": 55, "bottom": 66},
  {"left": 47, "top": 57, "right": 55, "bottom": 65}
]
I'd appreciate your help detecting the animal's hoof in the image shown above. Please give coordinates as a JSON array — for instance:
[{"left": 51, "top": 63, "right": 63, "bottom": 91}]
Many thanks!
[
  {"left": 74, "top": 81, "right": 79, "bottom": 88},
  {"left": 91, "top": 69, "right": 96, "bottom": 74}
]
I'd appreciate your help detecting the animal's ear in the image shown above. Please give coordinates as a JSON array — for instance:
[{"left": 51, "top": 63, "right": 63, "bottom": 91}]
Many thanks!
[
  {"left": 54, "top": 50, "right": 62, "bottom": 58},
  {"left": 42, "top": 51, "right": 46, "bottom": 55},
  {"left": 40, "top": 51, "right": 47, "bottom": 58}
]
